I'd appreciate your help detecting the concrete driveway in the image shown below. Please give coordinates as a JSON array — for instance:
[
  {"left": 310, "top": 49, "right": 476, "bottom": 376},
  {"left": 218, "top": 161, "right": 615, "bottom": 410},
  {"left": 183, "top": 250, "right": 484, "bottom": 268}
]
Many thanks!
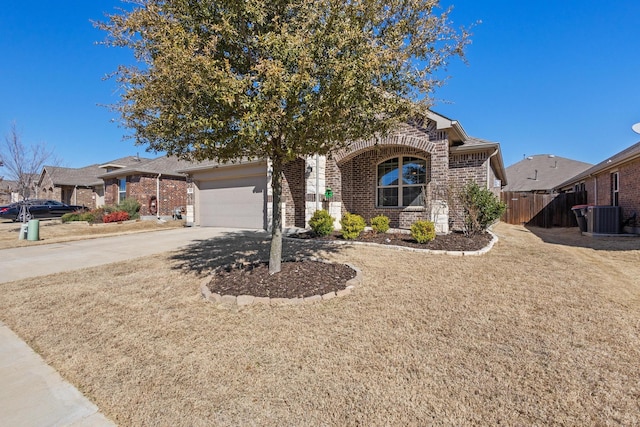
[{"left": 0, "top": 226, "right": 268, "bottom": 284}]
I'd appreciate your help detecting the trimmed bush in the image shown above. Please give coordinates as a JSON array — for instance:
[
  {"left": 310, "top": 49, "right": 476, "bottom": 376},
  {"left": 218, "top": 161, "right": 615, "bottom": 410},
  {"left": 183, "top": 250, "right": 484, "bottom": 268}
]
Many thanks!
[
  {"left": 78, "top": 210, "right": 96, "bottom": 223},
  {"left": 370, "top": 215, "right": 390, "bottom": 234},
  {"left": 411, "top": 220, "right": 436, "bottom": 244},
  {"left": 459, "top": 182, "right": 506, "bottom": 236},
  {"left": 61, "top": 212, "right": 81, "bottom": 223},
  {"left": 103, "top": 211, "right": 130, "bottom": 223},
  {"left": 340, "top": 212, "right": 366, "bottom": 240},
  {"left": 62, "top": 208, "right": 107, "bottom": 223},
  {"left": 309, "top": 209, "right": 334, "bottom": 236},
  {"left": 116, "top": 198, "right": 141, "bottom": 220}
]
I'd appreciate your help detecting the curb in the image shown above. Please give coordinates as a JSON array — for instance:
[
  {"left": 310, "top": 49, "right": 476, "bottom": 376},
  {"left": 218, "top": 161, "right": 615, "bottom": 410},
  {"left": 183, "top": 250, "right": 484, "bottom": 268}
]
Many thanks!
[{"left": 200, "top": 259, "right": 362, "bottom": 308}]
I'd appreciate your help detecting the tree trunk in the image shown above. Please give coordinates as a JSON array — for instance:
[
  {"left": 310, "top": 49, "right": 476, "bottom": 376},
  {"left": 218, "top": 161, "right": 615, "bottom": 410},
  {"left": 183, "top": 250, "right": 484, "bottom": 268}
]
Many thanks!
[{"left": 268, "top": 155, "right": 284, "bottom": 274}]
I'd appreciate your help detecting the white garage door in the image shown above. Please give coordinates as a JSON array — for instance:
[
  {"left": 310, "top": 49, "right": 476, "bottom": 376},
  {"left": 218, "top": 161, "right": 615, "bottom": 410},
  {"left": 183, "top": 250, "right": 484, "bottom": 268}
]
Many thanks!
[{"left": 199, "top": 175, "right": 266, "bottom": 229}]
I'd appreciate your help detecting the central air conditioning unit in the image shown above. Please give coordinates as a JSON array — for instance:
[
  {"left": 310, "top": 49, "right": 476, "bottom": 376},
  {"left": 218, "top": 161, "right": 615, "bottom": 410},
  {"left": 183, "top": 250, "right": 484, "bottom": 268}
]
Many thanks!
[{"left": 586, "top": 206, "right": 621, "bottom": 234}]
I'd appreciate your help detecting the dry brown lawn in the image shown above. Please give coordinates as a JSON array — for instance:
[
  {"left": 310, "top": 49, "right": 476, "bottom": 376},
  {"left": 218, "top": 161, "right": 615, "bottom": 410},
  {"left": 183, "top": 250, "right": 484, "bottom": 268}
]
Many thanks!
[
  {"left": 1, "top": 223, "right": 639, "bottom": 425},
  {"left": 0, "top": 219, "right": 185, "bottom": 250}
]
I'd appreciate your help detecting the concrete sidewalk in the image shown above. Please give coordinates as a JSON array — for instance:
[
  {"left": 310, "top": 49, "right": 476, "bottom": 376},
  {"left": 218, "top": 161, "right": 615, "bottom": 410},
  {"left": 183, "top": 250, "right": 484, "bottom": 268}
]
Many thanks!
[
  {"left": 0, "top": 226, "right": 266, "bottom": 426},
  {"left": 0, "top": 322, "right": 115, "bottom": 426}
]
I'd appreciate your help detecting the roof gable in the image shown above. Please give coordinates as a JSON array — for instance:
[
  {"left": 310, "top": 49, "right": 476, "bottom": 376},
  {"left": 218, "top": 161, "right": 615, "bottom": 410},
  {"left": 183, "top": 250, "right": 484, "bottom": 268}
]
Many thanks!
[
  {"left": 98, "top": 155, "right": 153, "bottom": 170},
  {"left": 504, "top": 155, "right": 592, "bottom": 192},
  {"left": 40, "top": 165, "right": 104, "bottom": 187},
  {"left": 97, "top": 155, "right": 192, "bottom": 179}
]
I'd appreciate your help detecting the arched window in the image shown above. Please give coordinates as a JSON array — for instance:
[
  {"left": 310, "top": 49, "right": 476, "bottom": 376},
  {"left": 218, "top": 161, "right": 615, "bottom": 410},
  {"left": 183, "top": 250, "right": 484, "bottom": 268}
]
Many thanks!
[{"left": 377, "top": 156, "right": 427, "bottom": 207}]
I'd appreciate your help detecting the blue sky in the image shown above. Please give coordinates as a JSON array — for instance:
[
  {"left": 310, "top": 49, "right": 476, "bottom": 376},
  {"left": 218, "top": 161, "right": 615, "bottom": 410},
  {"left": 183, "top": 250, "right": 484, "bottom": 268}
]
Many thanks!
[{"left": 1, "top": 1, "right": 639, "bottom": 170}]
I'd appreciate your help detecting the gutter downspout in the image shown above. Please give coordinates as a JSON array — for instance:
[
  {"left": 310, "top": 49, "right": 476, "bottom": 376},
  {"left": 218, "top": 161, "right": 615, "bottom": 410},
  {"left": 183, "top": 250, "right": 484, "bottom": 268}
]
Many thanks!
[
  {"left": 74, "top": 185, "right": 78, "bottom": 205},
  {"left": 487, "top": 148, "right": 499, "bottom": 190},
  {"left": 156, "top": 173, "right": 162, "bottom": 219}
]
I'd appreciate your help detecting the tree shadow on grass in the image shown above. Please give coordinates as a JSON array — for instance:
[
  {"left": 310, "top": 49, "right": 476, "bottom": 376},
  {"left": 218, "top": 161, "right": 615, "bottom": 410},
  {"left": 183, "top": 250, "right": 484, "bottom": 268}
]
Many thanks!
[
  {"left": 168, "top": 230, "right": 346, "bottom": 275},
  {"left": 525, "top": 225, "right": 640, "bottom": 252}
]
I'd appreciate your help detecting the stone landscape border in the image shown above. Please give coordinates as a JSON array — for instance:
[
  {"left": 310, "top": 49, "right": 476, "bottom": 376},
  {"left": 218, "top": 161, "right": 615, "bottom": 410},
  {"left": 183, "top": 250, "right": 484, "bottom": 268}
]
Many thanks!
[
  {"left": 283, "top": 229, "right": 499, "bottom": 256},
  {"left": 200, "top": 230, "right": 498, "bottom": 307},
  {"left": 200, "top": 258, "right": 363, "bottom": 308}
]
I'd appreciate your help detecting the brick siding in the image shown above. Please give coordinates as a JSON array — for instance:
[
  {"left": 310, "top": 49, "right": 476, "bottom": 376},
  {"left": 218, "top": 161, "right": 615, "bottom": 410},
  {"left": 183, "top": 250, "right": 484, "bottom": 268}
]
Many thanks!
[
  {"left": 282, "top": 158, "right": 306, "bottom": 228},
  {"left": 105, "top": 175, "right": 187, "bottom": 216},
  {"left": 583, "top": 157, "right": 640, "bottom": 222},
  {"left": 449, "top": 152, "right": 489, "bottom": 189},
  {"left": 335, "top": 146, "right": 432, "bottom": 228},
  {"left": 326, "top": 125, "right": 498, "bottom": 231}
]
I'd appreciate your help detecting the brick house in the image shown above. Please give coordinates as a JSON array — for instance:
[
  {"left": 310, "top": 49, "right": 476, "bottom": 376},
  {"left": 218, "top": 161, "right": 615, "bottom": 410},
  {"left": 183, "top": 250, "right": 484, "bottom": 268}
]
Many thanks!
[
  {"left": 35, "top": 155, "right": 189, "bottom": 219},
  {"left": 503, "top": 155, "right": 592, "bottom": 193},
  {"left": 0, "top": 179, "right": 19, "bottom": 204},
  {"left": 181, "top": 110, "right": 507, "bottom": 233},
  {"left": 37, "top": 165, "right": 105, "bottom": 208},
  {"left": 37, "top": 156, "right": 153, "bottom": 209},
  {"left": 1, "top": 175, "right": 39, "bottom": 204},
  {"left": 556, "top": 141, "right": 640, "bottom": 232},
  {"left": 98, "top": 156, "right": 191, "bottom": 217}
]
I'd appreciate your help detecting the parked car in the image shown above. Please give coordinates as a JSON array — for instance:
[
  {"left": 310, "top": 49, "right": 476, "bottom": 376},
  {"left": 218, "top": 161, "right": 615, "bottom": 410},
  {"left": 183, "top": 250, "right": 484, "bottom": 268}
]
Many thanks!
[{"left": 0, "top": 199, "right": 87, "bottom": 222}]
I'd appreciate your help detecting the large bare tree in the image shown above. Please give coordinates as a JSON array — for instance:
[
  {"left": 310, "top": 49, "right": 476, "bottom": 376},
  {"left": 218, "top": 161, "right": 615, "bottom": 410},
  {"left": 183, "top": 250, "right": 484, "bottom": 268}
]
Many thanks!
[
  {"left": 0, "top": 122, "right": 57, "bottom": 201},
  {"left": 99, "top": 0, "right": 470, "bottom": 274}
]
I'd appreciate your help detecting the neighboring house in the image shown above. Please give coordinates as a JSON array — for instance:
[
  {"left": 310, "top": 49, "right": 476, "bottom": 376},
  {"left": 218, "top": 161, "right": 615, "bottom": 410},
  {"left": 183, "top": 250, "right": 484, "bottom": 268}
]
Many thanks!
[
  {"left": 36, "top": 155, "right": 189, "bottom": 219},
  {"left": 98, "top": 155, "right": 191, "bottom": 217},
  {"left": 500, "top": 155, "right": 592, "bottom": 228},
  {"left": 556, "top": 140, "right": 640, "bottom": 227},
  {"left": 0, "top": 175, "right": 39, "bottom": 203},
  {"left": 0, "top": 179, "right": 18, "bottom": 204},
  {"left": 37, "top": 156, "right": 153, "bottom": 209},
  {"left": 180, "top": 110, "right": 507, "bottom": 233},
  {"left": 503, "top": 154, "right": 592, "bottom": 193},
  {"left": 38, "top": 165, "right": 104, "bottom": 208}
]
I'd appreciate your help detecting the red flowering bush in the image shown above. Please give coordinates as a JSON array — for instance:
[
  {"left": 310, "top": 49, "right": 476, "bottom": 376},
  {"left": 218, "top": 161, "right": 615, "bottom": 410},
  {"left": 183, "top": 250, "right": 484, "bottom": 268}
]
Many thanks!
[{"left": 103, "top": 211, "right": 130, "bottom": 223}]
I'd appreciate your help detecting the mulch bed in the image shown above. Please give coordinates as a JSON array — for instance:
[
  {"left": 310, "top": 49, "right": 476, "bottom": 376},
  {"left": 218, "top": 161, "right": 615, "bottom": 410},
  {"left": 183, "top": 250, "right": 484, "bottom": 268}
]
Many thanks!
[
  {"left": 206, "top": 231, "right": 492, "bottom": 299},
  {"left": 208, "top": 260, "right": 356, "bottom": 299},
  {"left": 289, "top": 230, "right": 493, "bottom": 252}
]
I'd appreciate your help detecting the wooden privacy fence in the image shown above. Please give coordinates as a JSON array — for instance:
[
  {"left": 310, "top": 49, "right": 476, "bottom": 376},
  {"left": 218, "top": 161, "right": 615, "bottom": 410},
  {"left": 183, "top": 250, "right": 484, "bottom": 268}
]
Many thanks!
[{"left": 501, "top": 191, "right": 587, "bottom": 228}]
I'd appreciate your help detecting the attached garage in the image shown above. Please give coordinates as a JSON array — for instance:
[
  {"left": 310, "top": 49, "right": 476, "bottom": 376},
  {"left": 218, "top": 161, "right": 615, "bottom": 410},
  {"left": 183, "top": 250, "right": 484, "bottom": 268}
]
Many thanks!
[{"left": 190, "top": 162, "right": 267, "bottom": 229}]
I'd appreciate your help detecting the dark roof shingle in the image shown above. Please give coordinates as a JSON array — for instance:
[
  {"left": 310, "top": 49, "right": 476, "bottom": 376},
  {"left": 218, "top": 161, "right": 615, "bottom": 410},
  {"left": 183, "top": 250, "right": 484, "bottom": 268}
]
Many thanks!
[{"left": 503, "top": 155, "right": 592, "bottom": 192}]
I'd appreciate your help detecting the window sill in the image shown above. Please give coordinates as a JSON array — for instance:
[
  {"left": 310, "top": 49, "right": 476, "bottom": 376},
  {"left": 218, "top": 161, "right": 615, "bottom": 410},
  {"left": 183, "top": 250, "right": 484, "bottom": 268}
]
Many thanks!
[{"left": 376, "top": 206, "right": 426, "bottom": 211}]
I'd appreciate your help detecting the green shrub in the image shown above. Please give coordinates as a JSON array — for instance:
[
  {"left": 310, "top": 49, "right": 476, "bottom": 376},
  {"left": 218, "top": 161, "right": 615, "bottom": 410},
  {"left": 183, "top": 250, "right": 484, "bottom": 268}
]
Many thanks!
[
  {"left": 309, "top": 209, "right": 334, "bottom": 236},
  {"left": 370, "top": 215, "right": 390, "bottom": 234},
  {"left": 61, "top": 212, "right": 81, "bottom": 223},
  {"left": 85, "top": 208, "right": 106, "bottom": 223},
  {"left": 459, "top": 182, "right": 506, "bottom": 236},
  {"left": 116, "top": 198, "right": 141, "bottom": 220},
  {"left": 340, "top": 212, "right": 366, "bottom": 240},
  {"left": 78, "top": 210, "right": 97, "bottom": 223},
  {"left": 411, "top": 220, "right": 436, "bottom": 244}
]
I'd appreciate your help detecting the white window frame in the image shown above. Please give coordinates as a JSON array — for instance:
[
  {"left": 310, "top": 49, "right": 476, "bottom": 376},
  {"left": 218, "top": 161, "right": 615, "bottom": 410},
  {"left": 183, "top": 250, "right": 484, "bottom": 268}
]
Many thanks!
[
  {"left": 611, "top": 171, "right": 619, "bottom": 206},
  {"left": 376, "top": 156, "right": 427, "bottom": 208},
  {"left": 118, "top": 178, "right": 127, "bottom": 203}
]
